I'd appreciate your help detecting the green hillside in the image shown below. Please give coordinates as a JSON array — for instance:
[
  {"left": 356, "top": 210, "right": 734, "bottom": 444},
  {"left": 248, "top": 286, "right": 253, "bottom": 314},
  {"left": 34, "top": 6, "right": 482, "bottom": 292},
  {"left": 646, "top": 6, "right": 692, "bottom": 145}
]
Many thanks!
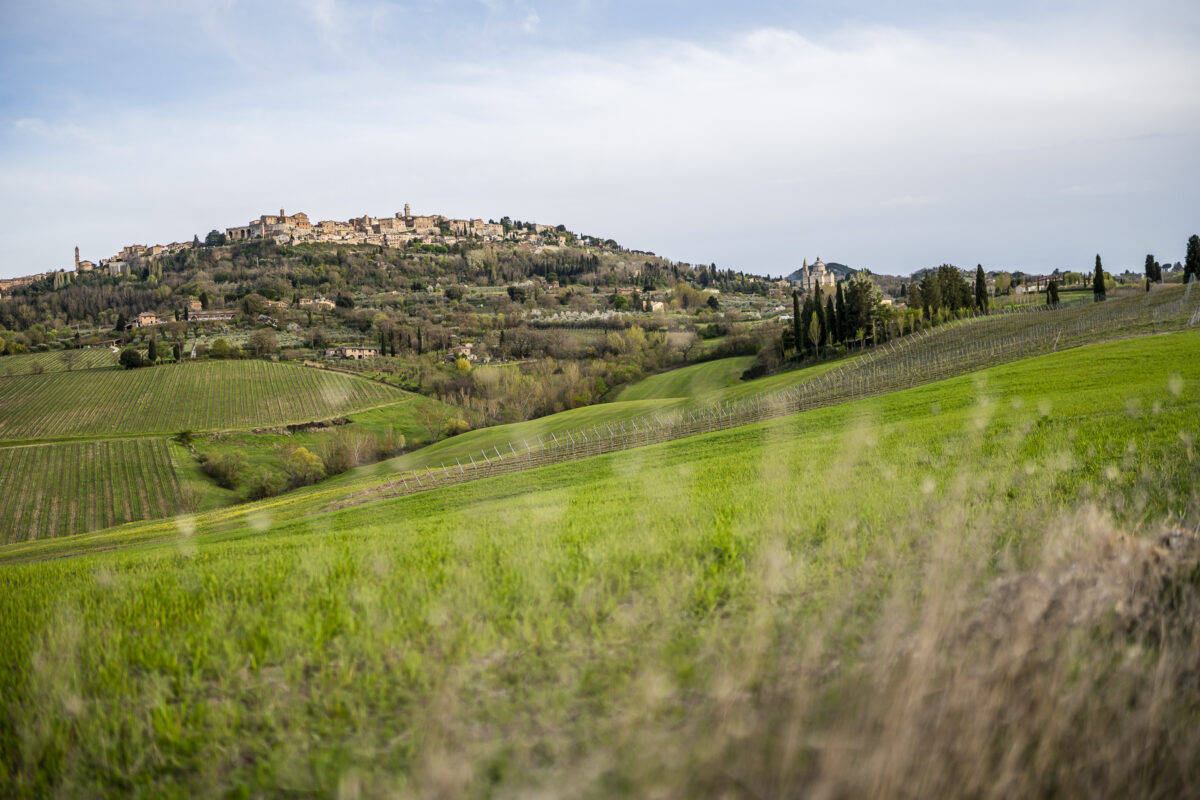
[
  {"left": 0, "top": 361, "right": 405, "bottom": 442},
  {"left": 616, "top": 356, "right": 755, "bottom": 400},
  {"left": 2, "top": 330, "right": 1197, "bottom": 796}
]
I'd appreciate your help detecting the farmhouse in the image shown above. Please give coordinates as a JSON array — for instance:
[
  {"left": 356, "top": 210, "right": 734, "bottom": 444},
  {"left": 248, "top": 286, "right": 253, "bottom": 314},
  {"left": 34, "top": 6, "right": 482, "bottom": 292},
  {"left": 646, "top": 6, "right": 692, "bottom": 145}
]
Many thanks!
[
  {"left": 326, "top": 346, "right": 379, "bottom": 360},
  {"left": 131, "top": 311, "right": 159, "bottom": 328},
  {"left": 448, "top": 343, "right": 476, "bottom": 362},
  {"left": 187, "top": 299, "right": 203, "bottom": 312},
  {"left": 299, "top": 297, "right": 336, "bottom": 311}
]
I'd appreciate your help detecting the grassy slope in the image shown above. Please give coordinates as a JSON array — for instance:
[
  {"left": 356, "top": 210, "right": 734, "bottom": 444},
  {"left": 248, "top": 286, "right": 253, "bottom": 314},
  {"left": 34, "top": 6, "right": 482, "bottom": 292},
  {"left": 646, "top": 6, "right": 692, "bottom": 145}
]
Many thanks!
[
  {"left": 0, "top": 360, "right": 407, "bottom": 442},
  {"left": 615, "top": 356, "right": 755, "bottom": 400},
  {"left": 1, "top": 331, "right": 1197, "bottom": 796}
]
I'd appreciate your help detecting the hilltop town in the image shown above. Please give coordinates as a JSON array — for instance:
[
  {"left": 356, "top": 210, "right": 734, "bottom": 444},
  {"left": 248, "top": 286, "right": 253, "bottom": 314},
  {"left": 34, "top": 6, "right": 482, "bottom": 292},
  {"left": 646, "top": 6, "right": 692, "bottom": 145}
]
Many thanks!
[{"left": 0, "top": 205, "right": 601, "bottom": 295}]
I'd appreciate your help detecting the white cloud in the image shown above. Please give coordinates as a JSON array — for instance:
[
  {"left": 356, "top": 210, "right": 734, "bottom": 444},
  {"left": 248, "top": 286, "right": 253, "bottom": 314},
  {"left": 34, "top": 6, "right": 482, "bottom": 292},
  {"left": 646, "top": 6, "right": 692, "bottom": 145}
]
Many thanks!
[{"left": 2, "top": 19, "right": 1198, "bottom": 276}]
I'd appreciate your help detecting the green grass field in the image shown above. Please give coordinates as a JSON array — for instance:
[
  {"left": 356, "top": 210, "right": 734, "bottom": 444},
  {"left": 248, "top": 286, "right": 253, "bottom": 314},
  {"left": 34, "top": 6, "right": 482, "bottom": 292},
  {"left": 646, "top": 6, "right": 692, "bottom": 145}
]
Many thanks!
[
  {"left": 616, "top": 356, "right": 755, "bottom": 400},
  {"left": 3, "top": 330, "right": 1197, "bottom": 796},
  {"left": 0, "top": 439, "right": 183, "bottom": 545},
  {"left": 0, "top": 360, "right": 406, "bottom": 442}
]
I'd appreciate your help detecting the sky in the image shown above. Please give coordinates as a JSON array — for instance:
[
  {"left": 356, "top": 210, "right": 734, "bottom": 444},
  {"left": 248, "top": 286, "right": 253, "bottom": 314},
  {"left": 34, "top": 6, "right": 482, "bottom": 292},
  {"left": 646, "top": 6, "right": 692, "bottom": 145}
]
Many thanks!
[{"left": 1, "top": 0, "right": 1198, "bottom": 279}]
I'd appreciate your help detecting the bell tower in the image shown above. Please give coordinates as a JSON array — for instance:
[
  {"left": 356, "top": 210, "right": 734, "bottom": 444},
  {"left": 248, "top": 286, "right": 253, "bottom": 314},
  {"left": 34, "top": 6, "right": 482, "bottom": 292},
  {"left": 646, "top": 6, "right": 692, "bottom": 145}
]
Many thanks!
[{"left": 404, "top": 203, "right": 411, "bottom": 218}]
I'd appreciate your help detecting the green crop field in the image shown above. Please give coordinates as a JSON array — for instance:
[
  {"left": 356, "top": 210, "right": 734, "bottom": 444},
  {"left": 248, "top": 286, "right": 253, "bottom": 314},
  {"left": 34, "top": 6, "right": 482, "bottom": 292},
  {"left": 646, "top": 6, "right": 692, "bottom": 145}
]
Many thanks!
[
  {"left": 0, "top": 439, "right": 183, "bottom": 544},
  {"left": 616, "top": 356, "right": 755, "bottom": 400},
  {"left": 0, "top": 360, "right": 406, "bottom": 442},
  {"left": 3, "top": 330, "right": 1197, "bottom": 796},
  {"left": 0, "top": 348, "right": 117, "bottom": 375}
]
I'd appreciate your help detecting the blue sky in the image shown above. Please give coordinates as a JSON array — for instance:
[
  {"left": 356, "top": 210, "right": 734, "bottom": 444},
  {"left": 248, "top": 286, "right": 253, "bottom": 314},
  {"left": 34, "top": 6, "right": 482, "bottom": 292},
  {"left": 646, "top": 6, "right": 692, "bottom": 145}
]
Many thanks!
[{"left": 2, "top": 0, "right": 1198, "bottom": 278}]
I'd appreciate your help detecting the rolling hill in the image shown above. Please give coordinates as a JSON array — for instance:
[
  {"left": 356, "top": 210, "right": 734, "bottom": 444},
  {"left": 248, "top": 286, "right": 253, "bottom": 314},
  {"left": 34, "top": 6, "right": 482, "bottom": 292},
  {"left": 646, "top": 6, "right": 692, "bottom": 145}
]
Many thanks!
[{"left": 1, "top": 327, "right": 1197, "bottom": 796}]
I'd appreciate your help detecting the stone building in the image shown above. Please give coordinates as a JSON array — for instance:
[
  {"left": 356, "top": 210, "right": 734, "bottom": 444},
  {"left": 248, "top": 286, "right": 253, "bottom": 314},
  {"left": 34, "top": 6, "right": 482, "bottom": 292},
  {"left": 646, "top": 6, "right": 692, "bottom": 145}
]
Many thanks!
[
  {"left": 227, "top": 209, "right": 311, "bottom": 241},
  {"left": 326, "top": 346, "right": 379, "bottom": 359},
  {"left": 797, "top": 258, "right": 836, "bottom": 294}
]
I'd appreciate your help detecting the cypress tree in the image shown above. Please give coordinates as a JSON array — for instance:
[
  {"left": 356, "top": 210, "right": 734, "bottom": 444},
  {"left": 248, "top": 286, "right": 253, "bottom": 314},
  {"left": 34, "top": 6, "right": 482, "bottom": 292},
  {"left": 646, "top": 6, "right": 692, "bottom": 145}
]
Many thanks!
[
  {"left": 1186, "top": 235, "right": 1200, "bottom": 283},
  {"left": 1093, "top": 255, "right": 1106, "bottom": 301},
  {"left": 1046, "top": 280, "right": 1060, "bottom": 305},
  {"left": 1144, "top": 254, "right": 1156, "bottom": 285},
  {"left": 835, "top": 282, "right": 847, "bottom": 344},
  {"left": 791, "top": 291, "right": 802, "bottom": 357},
  {"left": 147, "top": 337, "right": 158, "bottom": 363},
  {"left": 813, "top": 285, "right": 826, "bottom": 347},
  {"left": 974, "top": 264, "right": 987, "bottom": 311},
  {"left": 825, "top": 296, "right": 836, "bottom": 348},
  {"left": 800, "top": 296, "right": 815, "bottom": 355}
]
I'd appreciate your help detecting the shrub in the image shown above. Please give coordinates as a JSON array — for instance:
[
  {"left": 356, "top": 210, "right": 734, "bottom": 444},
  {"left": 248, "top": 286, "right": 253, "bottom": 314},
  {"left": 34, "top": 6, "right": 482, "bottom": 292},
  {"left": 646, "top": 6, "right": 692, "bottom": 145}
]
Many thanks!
[
  {"left": 444, "top": 417, "right": 472, "bottom": 437},
  {"left": 283, "top": 446, "right": 325, "bottom": 487},
  {"left": 209, "top": 338, "right": 231, "bottom": 359},
  {"left": 119, "top": 347, "right": 143, "bottom": 369},
  {"left": 201, "top": 451, "right": 248, "bottom": 489},
  {"left": 244, "top": 469, "right": 287, "bottom": 500}
]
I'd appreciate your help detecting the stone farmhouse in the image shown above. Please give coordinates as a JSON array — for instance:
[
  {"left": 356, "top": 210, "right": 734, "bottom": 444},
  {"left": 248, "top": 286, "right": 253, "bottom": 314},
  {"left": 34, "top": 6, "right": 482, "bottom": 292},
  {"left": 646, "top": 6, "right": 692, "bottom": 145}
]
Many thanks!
[
  {"left": 124, "top": 311, "right": 160, "bottom": 329},
  {"left": 326, "top": 346, "right": 379, "bottom": 360},
  {"left": 299, "top": 297, "right": 336, "bottom": 312},
  {"left": 448, "top": 342, "right": 476, "bottom": 362}
]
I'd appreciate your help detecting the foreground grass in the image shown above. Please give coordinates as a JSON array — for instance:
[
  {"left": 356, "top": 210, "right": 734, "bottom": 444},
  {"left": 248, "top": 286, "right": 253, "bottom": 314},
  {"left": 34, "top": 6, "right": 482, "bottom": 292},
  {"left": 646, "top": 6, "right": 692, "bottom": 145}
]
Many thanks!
[{"left": 1, "top": 331, "right": 1198, "bottom": 796}]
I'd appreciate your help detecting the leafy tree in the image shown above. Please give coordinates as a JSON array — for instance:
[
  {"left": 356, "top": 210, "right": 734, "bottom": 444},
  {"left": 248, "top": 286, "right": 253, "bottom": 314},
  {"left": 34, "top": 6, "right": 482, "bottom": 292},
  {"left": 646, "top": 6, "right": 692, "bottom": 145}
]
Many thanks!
[
  {"left": 843, "top": 272, "right": 882, "bottom": 341},
  {"left": 284, "top": 446, "right": 325, "bottom": 487},
  {"left": 906, "top": 281, "right": 922, "bottom": 315},
  {"left": 974, "top": 264, "right": 987, "bottom": 311},
  {"left": 1186, "top": 234, "right": 1200, "bottom": 283},
  {"left": 119, "top": 347, "right": 143, "bottom": 369},
  {"left": 706, "top": 295, "right": 720, "bottom": 311},
  {"left": 1093, "top": 255, "right": 1106, "bottom": 301},
  {"left": 209, "top": 338, "right": 231, "bottom": 359},
  {"left": 807, "top": 312, "right": 821, "bottom": 353},
  {"left": 918, "top": 272, "right": 941, "bottom": 318},
  {"left": 201, "top": 451, "right": 247, "bottom": 489},
  {"left": 248, "top": 328, "right": 278, "bottom": 356},
  {"left": 244, "top": 469, "right": 286, "bottom": 500},
  {"left": 204, "top": 230, "right": 226, "bottom": 247}
]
